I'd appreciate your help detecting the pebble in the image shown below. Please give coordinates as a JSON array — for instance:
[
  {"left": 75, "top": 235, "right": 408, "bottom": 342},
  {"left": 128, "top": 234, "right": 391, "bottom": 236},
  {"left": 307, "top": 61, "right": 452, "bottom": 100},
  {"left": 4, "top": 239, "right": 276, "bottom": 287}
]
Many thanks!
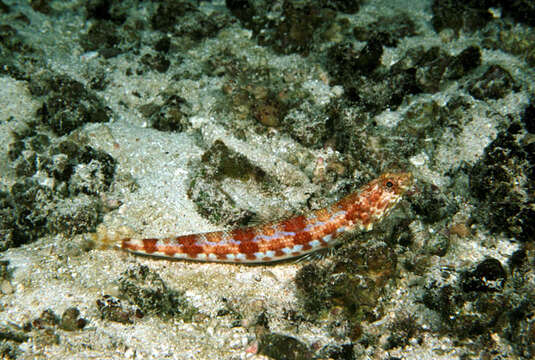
[{"left": 0, "top": 280, "right": 14, "bottom": 294}]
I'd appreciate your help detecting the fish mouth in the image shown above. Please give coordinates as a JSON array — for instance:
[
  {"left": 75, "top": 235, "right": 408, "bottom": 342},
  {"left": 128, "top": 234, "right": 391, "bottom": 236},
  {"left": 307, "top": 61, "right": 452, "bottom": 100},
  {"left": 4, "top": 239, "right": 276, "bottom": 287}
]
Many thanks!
[
  {"left": 398, "top": 172, "right": 414, "bottom": 190},
  {"left": 395, "top": 172, "right": 416, "bottom": 198}
]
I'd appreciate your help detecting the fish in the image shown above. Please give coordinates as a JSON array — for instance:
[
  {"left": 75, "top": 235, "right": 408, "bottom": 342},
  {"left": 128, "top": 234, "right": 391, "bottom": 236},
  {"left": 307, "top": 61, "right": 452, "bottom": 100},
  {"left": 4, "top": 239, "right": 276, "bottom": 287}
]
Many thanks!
[{"left": 113, "top": 172, "right": 413, "bottom": 263}]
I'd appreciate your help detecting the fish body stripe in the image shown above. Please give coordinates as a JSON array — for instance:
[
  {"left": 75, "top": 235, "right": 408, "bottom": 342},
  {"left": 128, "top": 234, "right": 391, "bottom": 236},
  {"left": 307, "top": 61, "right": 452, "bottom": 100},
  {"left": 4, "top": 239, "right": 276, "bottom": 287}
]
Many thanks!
[{"left": 121, "top": 172, "right": 413, "bottom": 263}]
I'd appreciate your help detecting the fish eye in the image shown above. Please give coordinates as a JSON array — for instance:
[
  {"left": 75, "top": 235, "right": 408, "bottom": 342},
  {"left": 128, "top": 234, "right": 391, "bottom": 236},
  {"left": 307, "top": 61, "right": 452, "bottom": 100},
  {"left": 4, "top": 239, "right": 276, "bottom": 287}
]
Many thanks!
[{"left": 385, "top": 181, "right": 393, "bottom": 188}]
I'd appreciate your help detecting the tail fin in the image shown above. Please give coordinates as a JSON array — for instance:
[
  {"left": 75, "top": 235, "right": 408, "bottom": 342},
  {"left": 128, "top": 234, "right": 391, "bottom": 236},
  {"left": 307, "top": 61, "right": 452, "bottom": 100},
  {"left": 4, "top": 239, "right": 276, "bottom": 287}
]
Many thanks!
[{"left": 91, "top": 224, "right": 136, "bottom": 250}]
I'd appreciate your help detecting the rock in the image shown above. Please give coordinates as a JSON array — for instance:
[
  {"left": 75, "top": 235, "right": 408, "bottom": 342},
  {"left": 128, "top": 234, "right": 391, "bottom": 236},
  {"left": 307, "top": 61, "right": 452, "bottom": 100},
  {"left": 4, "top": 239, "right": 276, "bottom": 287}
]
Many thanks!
[{"left": 461, "top": 258, "right": 507, "bottom": 292}]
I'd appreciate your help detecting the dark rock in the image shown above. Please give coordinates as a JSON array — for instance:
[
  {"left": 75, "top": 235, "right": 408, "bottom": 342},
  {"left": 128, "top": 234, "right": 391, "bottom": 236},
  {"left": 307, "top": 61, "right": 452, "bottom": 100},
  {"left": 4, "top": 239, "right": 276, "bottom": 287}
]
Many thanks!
[
  {"left": 85, "top": 0, "right": 128, "bottom": 24},
  {"left": 140, "top": 94, "right": 189, "bottom": 132},
  {"left": 79, "top": 20, "right": 121, "bottom": 58},
  {"left": 365, "top": 67, "right": 419, "bottom": 110},
  {"left": 0, "top": 324, "right": 28, "bottom": 343},
  {"left": 422, "top": 278, "right": 510, "bottom": 340},
  {"left": 258, "top": 333, "right": 313, "bottom": 360},
  {"left": 413, "top": 46, "right": 451, "bottom": 93},
  {"left": 281, "top": 104, "right": 328, "bottom": 147},
  {"left": 27, "top": 133, "right": 50, "bottom": 153},
  {"left": 7, "top": 140, "right": 24, "bottom": 161},
  {"left": 294, "top": 263, "right": 329, "bottom": 313},
  {"left": 469, "top": 64, "right": 515, "bottom": 100},
  {"left": 0, "top": 209, "right": 29, "bottom": 251},
  {"left": 0, "top": 1, "right": 9, "bottom": 13},
  {"left": 502, "top": 248, "right": 535, "bottom": 357},
  {"left": 151, "top": 1, "right": 196, "bottom": 32},
  {"left": 187, "top": 140, "right": 277, "bottom": 225},
  {"left": 422, "top": 282, "right": 455, "bottom": 316},
  {"left": 99, "top": 46, "right": 123, "bottom": 59},
  {"left": 443, "top": 46, "right": 481, "bottom": 79},
  {"left": 3, "top": 127, "right": 117, "bottom": 250},
  {"left": 409, "top": 181, "right": 458, "bottom": 224},
  {"left": 0, "top": 338, "right": 19, "bottom": 359},
  {"left": 317, "top": 344, "right": 355, "bottom": 360},
  {"left": 13, "top": 150, "right": 37, "bottom": 177},
  {"left": 10, "top": 179, "right": 51, "bottom": 207},
  {"left": 140, "top": 53, "right": 170, "bottom": 73},
  {"left": 481, "top": 18, "right": 535, "bottom": 67},
  {"left": 27, "top": 309, "right": 59, "bottom": 330},
  {"left": 353, "top": 12, "right": 416, "bottom": 47},
  {"left": 502, "top": 0, "right": 535, "bottom": 27},
  {"left": 295, "top": 239, "right": 398, "bottom": 334},
  {"left": 228, "top": 0, "right": 357, "bottom": 56},
  {"left": 88, "top": 69, "right": 109, "bottom": 91},
  {"left": 469, "top": 126, "right": 532, "bottom": 241},
  {"left": 508, "top": 249, "right": 527, "bottom": 270},
  {"left": 118, "top": 265, "right": 197, "bottom": 320},
  {"left": 257, "top": 2, "right": 336, "bottom": 56},
  {"left": 60, "top": 307, "right": 87, "bottom": 331},
  {"left": 0, "top": 56, "right": 26, "bottom": 80},
  {"left": 85, "top": 0, "right": 112, "bottom": 20},
  {"left": 385, "top": 313, "right": 422, "bottom": 350},
  {"left": 188, "top": 174, "right": 255, "bottom": 226},
  {"left": 30, "top": 0, "right": 51, "bottom": 14},
  {"left": 327, "top": 43, "right": 426, "bottom": 114},
  {"left": 0, "top": 261, "right": 9, "bottom": 280},
  {"left": 47, "top": 196, "right": 100, "bottom": 235},
  {"left": 96, "top": 295, "right": 141, "bottom": 324},
  {"left": 431, "top": 0, "right": 493, "bottom": 33},
  {"left": 0, "top": 23, "right": 33, "bottom": 54},
  {"left": 522, "top": 102, "right": 535, "bottom": 133},
  {"left": 154, "top": 36, "right": 171, "bottom": 53},
  {"left": 461, "top": 258, "right": 507, "bottom": 292},
  {"left": 201, "top": 140, "right": 267, "bottom": 182},
  {"left": 8, "top": 179, "right": 52, "bottom": 244},
  {"left": 71, "top": 146, "right": 116, "bottom": 195},
  {"left": 321, "top": 0, "right": 362, "bottom": 14},
  {"left": 38, "top": 75, "right": 111, "bottom": 136},
  {"left": 326, "top": 41, "right": 380, "bottom": 81},
  {"left": 425, "top": 233, "right": 450, "bottom": 257},
  {"left": 352, "top": 39, "right": 384, "bottom": 74},
  {"left": 54, "top": 139, "right": 81, "bottom": 158},
  {"left": 151, "top": 1, "right": 226, "bottom": 40},
  {"left": 225, "top": 0, "right": 255, "bottom": 24}
]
